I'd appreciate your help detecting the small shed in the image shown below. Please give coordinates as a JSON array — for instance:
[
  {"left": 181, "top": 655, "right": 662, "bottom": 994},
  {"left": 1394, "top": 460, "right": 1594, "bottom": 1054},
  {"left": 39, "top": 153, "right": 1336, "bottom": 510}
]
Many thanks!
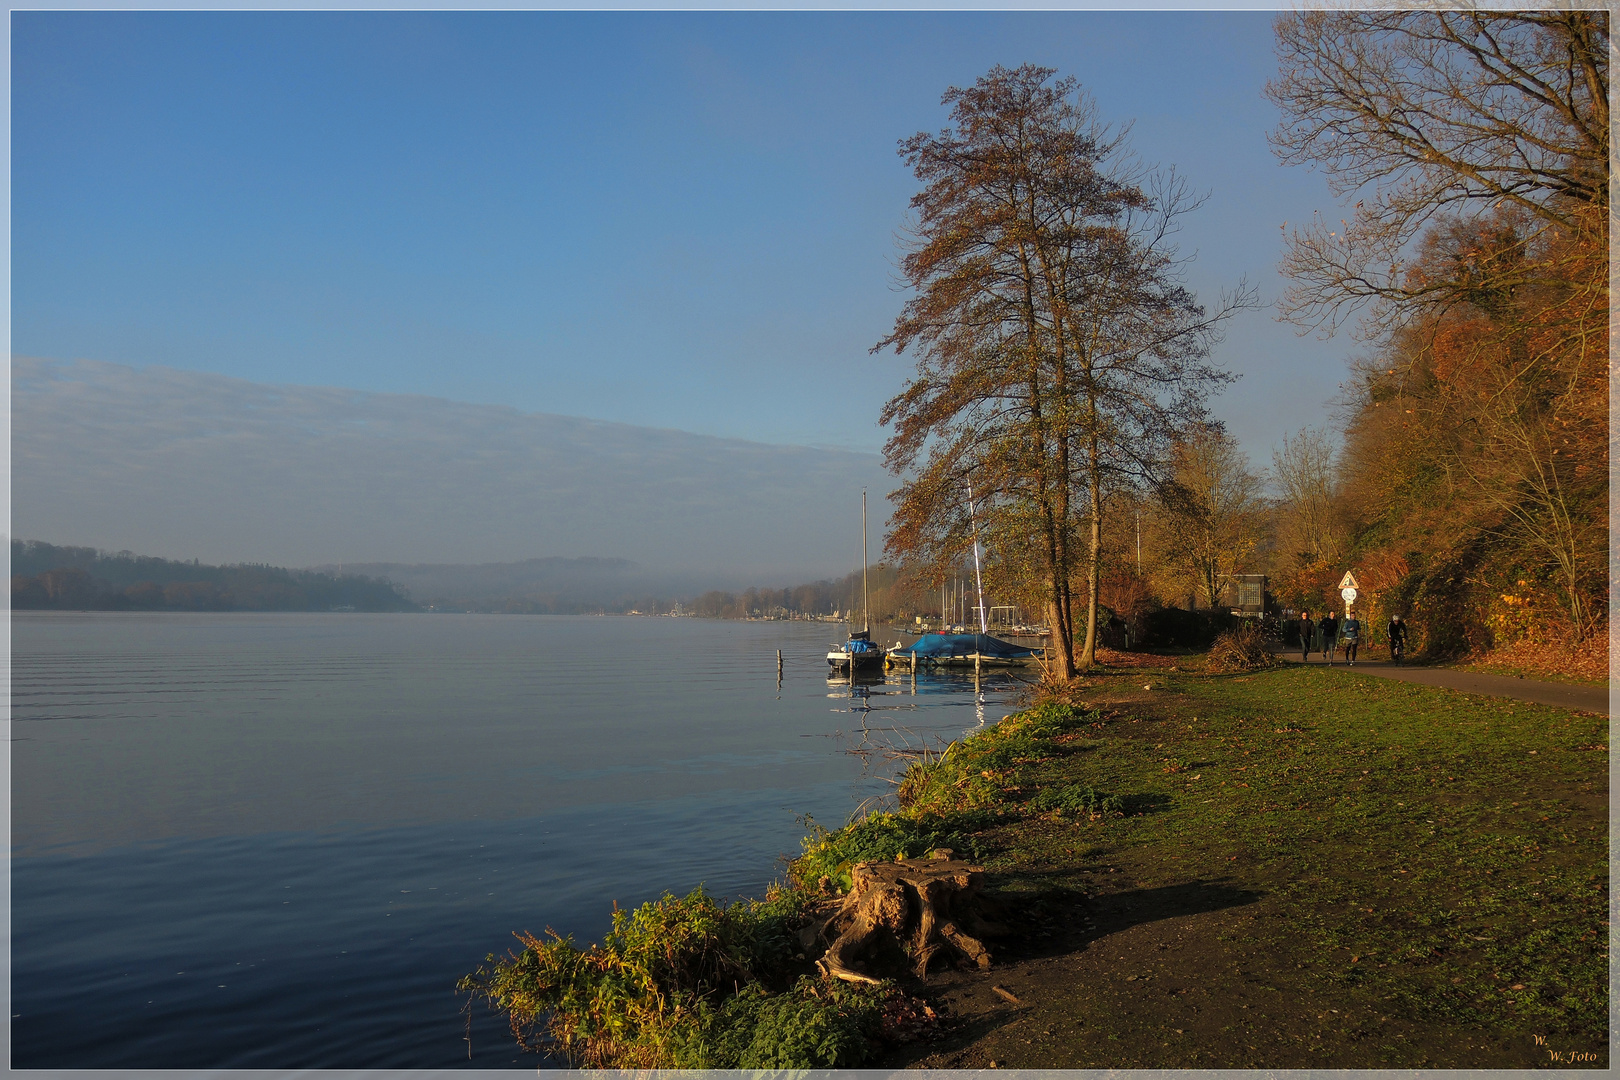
[{"left": 1233, "top": 574, "right": 1267, "bottom": 616}]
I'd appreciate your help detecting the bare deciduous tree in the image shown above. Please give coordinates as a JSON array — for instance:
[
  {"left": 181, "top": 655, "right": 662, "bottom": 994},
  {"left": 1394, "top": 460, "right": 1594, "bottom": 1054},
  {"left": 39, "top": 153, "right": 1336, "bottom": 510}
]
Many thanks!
[
  {"left": 879, "top": 64, "right": 1249, "bottom": 676},
  {"left": 1271, "top": 426, "right": 1342, "bottom": 570},
  {"left": 1269, "top": 9, "right": 1608, "bottom": 654},
  {"left": 1345, "top": 211, "right": 1607, "bottom": 640},
  {"left": 879, "top": 65, "right": 1140, "bottom": 680},
  {"left": 1060, "top": 172, "right": 1252, "bottom": 666},
  {"left": 1267, "top": 9, "right": 1609, "bottom": 334}
]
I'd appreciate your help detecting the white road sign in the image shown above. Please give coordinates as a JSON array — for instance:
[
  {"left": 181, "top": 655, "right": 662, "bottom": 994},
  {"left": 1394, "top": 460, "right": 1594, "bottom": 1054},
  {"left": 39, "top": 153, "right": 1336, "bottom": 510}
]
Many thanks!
[
  {"left": 1341, "top": 587, "right": 1358, "bottom": 605},
  {"left": 1338, "top": 570, "right": 1359, "bottom": 590}
]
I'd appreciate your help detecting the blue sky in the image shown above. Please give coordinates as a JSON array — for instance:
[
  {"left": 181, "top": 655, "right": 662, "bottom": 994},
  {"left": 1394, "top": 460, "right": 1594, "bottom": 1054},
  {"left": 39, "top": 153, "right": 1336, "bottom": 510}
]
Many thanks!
[{"left": 14, "top": 10, "right": 1354, "bottom": 466}]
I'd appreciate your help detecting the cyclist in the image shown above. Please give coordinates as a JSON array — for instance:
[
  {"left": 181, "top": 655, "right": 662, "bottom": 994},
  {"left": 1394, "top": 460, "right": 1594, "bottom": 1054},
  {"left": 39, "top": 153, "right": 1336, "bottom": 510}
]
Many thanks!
[{"left": 1387, "top": 614, "right": 1408, "bottom": 664}]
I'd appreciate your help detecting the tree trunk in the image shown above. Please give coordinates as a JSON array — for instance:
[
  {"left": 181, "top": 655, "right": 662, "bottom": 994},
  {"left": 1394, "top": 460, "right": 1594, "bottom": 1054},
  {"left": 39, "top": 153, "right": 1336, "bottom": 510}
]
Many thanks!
[
  {"left": 1078, "top": 493, "right": 1103, "bottom": 669},
  {"left": 1046, "top": 597, "right": 1074, "bottom": 680},
  {"left": 1076, "top": 429, "right": 1104, "bottom": 669}
]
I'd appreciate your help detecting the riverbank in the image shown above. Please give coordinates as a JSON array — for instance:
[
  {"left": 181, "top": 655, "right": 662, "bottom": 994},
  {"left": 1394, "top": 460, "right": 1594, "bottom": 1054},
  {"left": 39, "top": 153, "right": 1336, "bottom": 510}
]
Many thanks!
[{"left": 467, "top": 652, "right": 1608, "bottom": 1069}]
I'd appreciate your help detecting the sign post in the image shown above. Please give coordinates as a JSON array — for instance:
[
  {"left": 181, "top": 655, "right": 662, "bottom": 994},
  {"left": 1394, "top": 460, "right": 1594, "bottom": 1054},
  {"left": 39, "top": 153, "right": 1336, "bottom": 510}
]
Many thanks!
[{"left": 1338, "top": 571, "right": 1359, "bottom": 612}]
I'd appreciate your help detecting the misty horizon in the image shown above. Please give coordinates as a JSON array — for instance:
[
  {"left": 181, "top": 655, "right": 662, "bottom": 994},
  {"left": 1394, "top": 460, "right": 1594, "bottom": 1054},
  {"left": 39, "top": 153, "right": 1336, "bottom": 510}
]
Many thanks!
[{"left": 13, "top": 356, "right": 895, "bottom": 586}]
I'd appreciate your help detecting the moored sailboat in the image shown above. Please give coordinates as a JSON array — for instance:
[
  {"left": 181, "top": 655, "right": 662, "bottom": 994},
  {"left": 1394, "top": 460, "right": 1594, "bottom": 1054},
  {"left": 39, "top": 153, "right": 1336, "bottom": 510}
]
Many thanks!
[{"left": 827, "top": 491, "right": 886, "bottom": 672}]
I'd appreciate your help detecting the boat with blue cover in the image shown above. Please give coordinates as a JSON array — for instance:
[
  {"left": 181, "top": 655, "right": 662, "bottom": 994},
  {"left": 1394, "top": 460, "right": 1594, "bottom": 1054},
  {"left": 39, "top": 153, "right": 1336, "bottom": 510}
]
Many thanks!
[
  {"left": 827, "top": 628, "right": 886, "bottom": 672},
  {"left": 886, "top": 632, "right": 1037, "bottom": 668}
]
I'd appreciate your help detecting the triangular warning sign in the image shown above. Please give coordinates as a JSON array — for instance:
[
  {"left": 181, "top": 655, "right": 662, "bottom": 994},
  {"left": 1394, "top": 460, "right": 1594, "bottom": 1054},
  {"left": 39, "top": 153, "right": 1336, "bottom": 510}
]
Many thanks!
[{"left": 1338, "top": 571, "right": 1359, "bottom": 590}]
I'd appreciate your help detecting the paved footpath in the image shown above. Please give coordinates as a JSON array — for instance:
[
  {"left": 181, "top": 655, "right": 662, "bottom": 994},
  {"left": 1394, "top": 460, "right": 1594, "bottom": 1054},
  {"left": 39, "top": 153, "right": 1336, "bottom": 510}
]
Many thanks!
[{"left": 1288, "top": 654, "right": 1609, "bottom": 715}]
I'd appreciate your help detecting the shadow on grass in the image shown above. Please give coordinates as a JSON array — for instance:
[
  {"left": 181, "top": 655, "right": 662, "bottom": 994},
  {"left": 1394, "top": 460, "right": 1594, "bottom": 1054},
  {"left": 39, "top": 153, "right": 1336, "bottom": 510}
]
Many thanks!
[
  {"left": 1120, "top": 792, "right": 1175, "bottom": 816},
  {"left": 979, "top": 875, "right": 1265, "bottom": 965},
  {"left": 1088, "top": 878, "right": 1264, "bottom": 932},
  {"left": 880, "top": 879, "right": 1268, "bottom": 1066}
]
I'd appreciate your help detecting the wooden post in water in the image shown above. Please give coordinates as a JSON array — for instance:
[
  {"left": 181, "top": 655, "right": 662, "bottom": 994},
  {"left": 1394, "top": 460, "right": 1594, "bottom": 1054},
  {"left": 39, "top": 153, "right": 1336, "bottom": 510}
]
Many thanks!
[{"left": 777, "top": 649, "right": 783, "bottom": 675}]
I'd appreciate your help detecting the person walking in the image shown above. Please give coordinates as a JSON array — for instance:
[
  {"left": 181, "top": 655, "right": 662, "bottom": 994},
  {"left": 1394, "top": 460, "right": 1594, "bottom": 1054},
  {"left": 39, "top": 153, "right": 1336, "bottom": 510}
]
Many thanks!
[
  {"left": 1319, "top": 611, "right": 1339, "bottom": 666},
  {"left": 1341, "top": 610, "right": 1361, "bottom": 665},
  {"left": 1298, "top": 610, "right": 1313, "bottom": 661},
  {"left": 1387, "top": 614, "right": 1409, "bottom": 664}
]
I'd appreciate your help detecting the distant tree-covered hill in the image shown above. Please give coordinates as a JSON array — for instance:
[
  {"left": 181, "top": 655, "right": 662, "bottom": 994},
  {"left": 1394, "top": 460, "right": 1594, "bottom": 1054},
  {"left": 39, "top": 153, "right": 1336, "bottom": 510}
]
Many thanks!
[
  {"left": 11, "top": 541, "right": 417, "bottom": 612},
  {"left": 691, "top": 563, "right": 914, "bottom": 622},
  {"left": 321, "top": 557, "right": 710, "bottom": 614}
]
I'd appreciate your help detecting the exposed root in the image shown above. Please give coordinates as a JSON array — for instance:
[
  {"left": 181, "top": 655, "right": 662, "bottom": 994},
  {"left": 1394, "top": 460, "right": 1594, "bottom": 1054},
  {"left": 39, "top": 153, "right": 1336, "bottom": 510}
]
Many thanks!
[{"left": 816, "top": 851, "right": 997, "bottom": 983}]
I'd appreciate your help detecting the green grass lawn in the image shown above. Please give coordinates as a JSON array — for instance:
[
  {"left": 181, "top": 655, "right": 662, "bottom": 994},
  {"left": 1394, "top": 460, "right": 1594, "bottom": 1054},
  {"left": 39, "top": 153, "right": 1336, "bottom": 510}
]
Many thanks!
[{"left": 957, "top": 663, "right": 1609, "bottom": 1058}]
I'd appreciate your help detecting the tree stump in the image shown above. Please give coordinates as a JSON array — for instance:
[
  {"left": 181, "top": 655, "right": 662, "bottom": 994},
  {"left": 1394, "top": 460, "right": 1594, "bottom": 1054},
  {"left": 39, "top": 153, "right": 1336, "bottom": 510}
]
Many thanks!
[{"left": 815, "top": 850, "right": 1001, "bottom": 983}]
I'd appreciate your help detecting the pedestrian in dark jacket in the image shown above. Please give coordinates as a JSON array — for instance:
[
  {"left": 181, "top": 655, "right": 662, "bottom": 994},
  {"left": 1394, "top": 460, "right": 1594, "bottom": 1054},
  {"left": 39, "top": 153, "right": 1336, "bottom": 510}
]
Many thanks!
[
  {"left": 1319, "top": 612, "right": 1339, "bottom": 665},
  {"left": 1298, "top": 611, "right": 1313, "bottom": 661}
]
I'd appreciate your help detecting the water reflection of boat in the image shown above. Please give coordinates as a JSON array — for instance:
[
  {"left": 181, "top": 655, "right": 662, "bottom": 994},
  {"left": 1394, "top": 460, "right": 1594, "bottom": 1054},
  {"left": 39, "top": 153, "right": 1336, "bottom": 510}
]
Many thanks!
[
  {"left": 886, "top": 632, "right": 1038, "bottom": 669},
  {"left": 824, "top": 665, "right": 1029, "bottom": 753},
  {"left": 825, "top": 664, "right": 889, "bottom": 685}
]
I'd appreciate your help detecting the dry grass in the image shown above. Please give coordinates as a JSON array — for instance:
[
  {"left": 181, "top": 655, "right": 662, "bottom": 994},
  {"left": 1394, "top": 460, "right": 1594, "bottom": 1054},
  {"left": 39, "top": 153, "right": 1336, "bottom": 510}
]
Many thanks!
[
  {"left": 1461, "top": 631, "right": 1610, "bottom": 685},
  {"left": 1203, "top": 622, "right": 1285, "bottom": 674}
]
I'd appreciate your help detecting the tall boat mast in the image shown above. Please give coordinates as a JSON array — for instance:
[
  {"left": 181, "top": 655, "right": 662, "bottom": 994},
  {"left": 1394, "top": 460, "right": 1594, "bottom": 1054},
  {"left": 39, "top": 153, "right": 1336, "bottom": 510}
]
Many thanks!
[
  {"left": 967, "top": 479, "right": 988, "bottom": 634},
  {"left": 862, "top": 489, "right": 870, "bottom": 634}
]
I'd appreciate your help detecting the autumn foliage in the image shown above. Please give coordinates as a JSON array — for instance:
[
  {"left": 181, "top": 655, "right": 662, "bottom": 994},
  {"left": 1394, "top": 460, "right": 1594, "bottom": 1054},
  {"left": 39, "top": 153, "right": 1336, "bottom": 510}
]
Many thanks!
[
  {"left": 1335, "top": 205, "right": 1606, "bottom": 656},
  {"left": 1264, "top": 11, "right": 1608, "bottom": 668}
]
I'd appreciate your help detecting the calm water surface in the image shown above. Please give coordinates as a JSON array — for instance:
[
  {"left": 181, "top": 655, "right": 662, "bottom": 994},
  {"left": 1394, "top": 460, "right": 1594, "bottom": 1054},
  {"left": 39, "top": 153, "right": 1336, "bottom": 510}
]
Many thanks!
[{"left": 10, "top": 612, "right": 1028, "bottom": 1068}]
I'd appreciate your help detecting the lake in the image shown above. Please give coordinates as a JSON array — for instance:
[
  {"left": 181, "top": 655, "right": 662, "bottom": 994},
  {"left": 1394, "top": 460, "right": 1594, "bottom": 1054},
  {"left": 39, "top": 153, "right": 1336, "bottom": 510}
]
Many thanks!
[{"left": 9, "top": 612, "right": 1029, "bottom": 1068}]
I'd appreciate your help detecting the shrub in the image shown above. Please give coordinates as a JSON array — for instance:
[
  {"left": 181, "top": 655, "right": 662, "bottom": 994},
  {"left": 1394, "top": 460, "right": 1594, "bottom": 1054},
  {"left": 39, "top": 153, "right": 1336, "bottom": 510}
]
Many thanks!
[
  {"left": 458, "top": 885, "right": 828, "bottom": 1067},
  {"left": 791, "top": 811, "right": 973, "bottom": 892},
  {"left": 896, "top": 702, "right": 1095, "bottom": 815},
  {"left": 1205, "top": 621, "right": 1285, "bottom": 674},
  {"left": 666, "top": 977, "right": 890, "bottom": 1068},
  {"left": 1027, "top": 783, "right": 1124, "bottom": 819}
]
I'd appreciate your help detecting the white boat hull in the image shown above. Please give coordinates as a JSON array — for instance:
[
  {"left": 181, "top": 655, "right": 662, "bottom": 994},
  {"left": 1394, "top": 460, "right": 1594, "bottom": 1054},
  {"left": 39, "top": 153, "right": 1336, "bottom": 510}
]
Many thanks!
[{"left": 827, "top": 649, "right": 885, "bottom": 670}]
